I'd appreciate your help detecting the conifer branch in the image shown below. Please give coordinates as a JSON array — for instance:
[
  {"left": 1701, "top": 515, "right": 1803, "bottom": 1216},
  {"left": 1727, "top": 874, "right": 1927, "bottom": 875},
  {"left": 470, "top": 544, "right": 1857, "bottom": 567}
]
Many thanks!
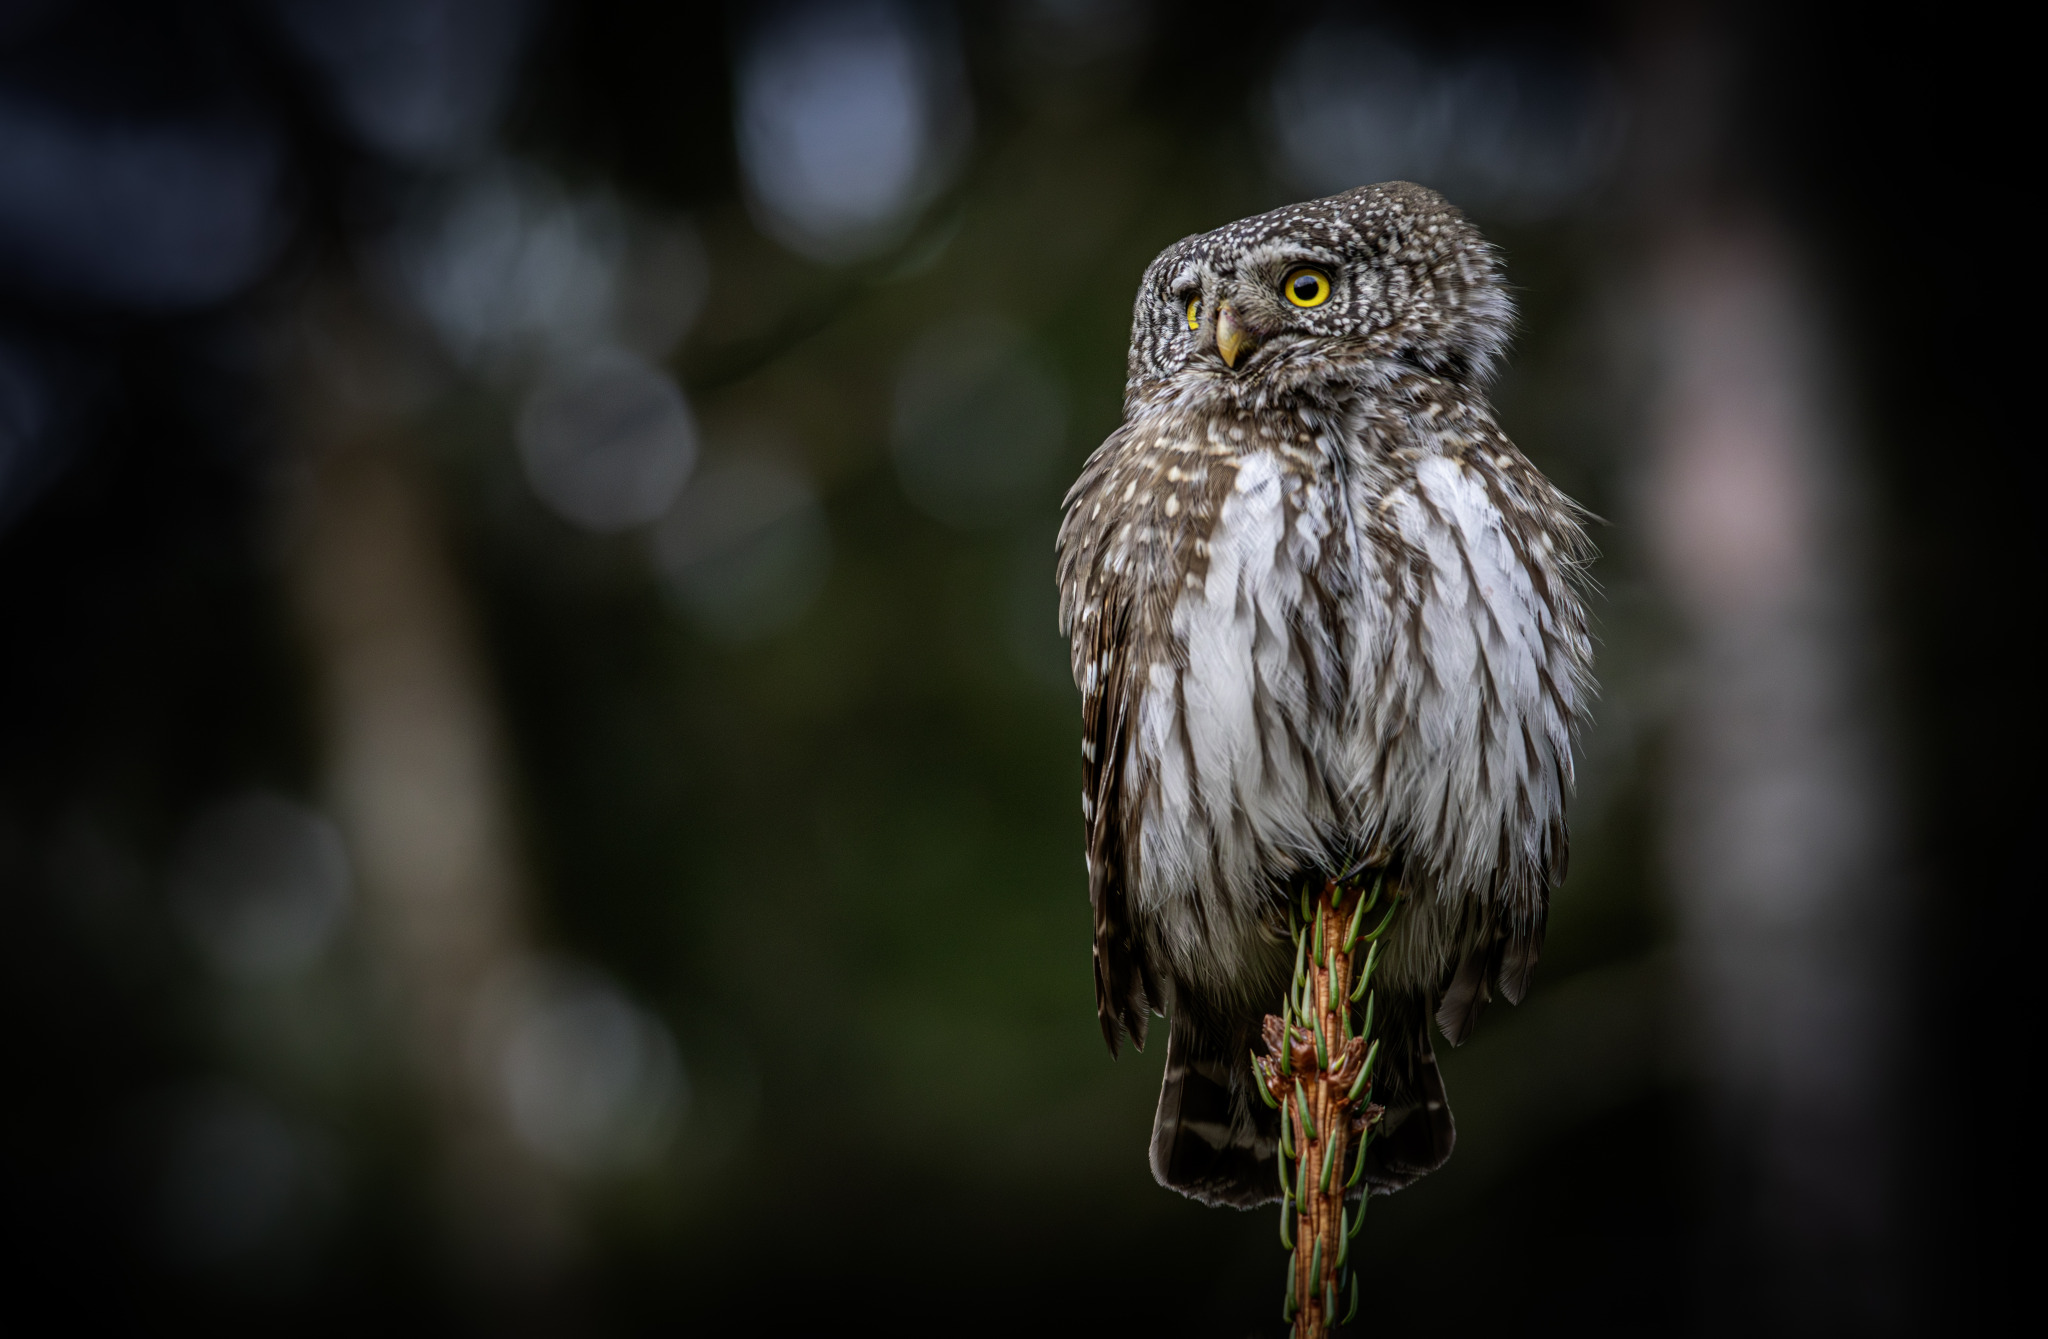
[{"left": 1254, "top": 873, "right": 1392, "bottom": 1337}]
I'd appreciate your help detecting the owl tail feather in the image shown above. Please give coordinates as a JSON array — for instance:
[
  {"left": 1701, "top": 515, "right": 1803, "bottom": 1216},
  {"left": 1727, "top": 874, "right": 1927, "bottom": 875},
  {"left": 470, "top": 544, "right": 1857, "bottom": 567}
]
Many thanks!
[
  {"left": 1149, "top": 1017, "right": 1275, "bottom": 1208},
  {"left": 1436, "top": 920, "right": 1545, "bottom": 1046},
  {"left": 1148, "top": 1007, "right": 1456, "bottom": 1208}
]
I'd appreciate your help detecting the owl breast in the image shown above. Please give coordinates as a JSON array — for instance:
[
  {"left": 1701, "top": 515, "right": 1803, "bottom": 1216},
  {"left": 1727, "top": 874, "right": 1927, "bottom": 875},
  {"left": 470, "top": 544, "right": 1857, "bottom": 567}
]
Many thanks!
[
  {"left": 1130, "top": 441, "right": 1353, "bottom": 998},
  {"left": 1347, "top": 444, "right": 1583, "bottom": 979},
  {"left": 1067, "top": 391, "right": 1587, "bottom": 1013}
]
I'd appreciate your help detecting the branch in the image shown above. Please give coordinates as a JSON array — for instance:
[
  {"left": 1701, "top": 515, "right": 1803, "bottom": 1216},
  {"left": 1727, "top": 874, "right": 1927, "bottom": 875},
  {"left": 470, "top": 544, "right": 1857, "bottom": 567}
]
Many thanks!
[{"left": 1253, "top": 873, "right": 1398, "bottom": 1336}]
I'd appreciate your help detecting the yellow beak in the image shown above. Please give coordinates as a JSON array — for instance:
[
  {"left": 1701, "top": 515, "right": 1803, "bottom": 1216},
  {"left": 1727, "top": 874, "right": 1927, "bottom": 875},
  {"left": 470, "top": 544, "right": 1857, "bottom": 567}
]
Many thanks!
[{"left": 1215, "top": 303, "right": 1251, "bottom": 368}]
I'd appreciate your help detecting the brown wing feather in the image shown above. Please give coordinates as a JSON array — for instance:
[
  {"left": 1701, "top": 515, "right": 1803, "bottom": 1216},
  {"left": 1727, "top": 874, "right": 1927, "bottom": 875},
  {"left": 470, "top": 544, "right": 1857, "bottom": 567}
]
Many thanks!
[
  {"left": 1060, "top": 422, "right": 1165, "bottom": 1056},
  {"left": 1082, "top": 594, "right": 1154, "bottom": 1054}
]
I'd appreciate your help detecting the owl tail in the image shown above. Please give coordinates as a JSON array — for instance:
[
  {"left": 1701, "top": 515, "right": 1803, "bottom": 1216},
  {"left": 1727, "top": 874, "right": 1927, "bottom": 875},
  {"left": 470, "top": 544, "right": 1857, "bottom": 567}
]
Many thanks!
[
  {"left": 1359, "top": 1007, "right": 1459, "bottom": 1194},
  {"left": 1149, "top": 1016, "right": 1277, "bottom": 1208},
  {"left": 1148, "top": 1002, "right": 1456, "bottom": 1208}
]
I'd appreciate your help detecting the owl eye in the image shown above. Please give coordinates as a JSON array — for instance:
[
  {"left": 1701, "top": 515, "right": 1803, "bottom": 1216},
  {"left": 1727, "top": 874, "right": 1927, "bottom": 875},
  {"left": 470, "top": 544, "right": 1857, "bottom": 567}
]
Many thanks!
[
  {"left": 1284, "top": 268, "right": 1331, "bottom": 308},
  {"left": 1186, "top": 298, "right": 1200, "bottom": 331}
]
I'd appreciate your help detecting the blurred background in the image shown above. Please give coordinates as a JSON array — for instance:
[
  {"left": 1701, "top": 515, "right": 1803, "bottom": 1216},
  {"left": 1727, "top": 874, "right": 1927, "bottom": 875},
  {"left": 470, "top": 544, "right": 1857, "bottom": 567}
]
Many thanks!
[{"left": 0, "top": 1, "right": 2026, "bottom": 1333}]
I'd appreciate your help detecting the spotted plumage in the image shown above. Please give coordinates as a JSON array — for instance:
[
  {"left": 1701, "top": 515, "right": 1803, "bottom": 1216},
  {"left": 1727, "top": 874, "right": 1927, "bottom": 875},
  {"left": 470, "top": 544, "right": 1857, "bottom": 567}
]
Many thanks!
[{"left": 1056, "top": 182, "right": 1594, "bottom": 1207}]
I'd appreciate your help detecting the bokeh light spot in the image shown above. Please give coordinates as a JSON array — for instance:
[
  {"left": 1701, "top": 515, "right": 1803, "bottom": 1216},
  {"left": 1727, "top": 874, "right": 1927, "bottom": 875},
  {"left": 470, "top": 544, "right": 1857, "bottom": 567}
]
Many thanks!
[
  {"left": 169, "top": 793, "right": 351, "bottom": 982},
  {"left": 516, "top": 347, "right": 698, "bottom": 533}
]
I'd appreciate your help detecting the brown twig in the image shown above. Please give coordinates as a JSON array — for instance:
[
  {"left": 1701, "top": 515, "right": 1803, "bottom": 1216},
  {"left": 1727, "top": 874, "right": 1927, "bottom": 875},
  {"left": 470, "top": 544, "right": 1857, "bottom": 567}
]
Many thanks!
[{"left": 1252, "top": 874, "right": 1396, "bottom": 1336}]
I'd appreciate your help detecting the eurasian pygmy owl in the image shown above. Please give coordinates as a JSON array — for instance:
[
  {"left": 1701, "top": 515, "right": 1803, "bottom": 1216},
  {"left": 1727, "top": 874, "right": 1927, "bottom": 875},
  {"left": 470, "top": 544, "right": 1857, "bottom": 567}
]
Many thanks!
[{"left": 1056, "top": 182, "right": 1594, "bottom": 1206}]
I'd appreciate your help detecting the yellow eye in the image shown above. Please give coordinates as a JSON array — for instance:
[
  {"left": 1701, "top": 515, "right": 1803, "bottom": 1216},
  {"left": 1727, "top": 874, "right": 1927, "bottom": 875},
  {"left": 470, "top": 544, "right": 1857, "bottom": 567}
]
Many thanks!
[
  {"left": 1186, "top": 298, "right": 1200, "bottom": 331},
  {"left": 1284, "top": 268, "right": 1331, "bottom": 308}
]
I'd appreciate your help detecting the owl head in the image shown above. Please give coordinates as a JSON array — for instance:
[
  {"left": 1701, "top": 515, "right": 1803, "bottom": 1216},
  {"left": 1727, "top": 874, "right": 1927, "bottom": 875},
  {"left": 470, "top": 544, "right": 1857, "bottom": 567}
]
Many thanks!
[{"left": 1124, "top": 181, "right": 1512, "bottom": 406}]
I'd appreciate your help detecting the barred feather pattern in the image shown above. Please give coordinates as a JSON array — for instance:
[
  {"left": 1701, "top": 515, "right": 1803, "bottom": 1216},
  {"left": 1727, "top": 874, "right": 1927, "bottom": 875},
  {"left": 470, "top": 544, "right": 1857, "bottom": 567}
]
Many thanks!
[{"left": 1056, "top": 182, "right": 1594, "bottom": 1206}]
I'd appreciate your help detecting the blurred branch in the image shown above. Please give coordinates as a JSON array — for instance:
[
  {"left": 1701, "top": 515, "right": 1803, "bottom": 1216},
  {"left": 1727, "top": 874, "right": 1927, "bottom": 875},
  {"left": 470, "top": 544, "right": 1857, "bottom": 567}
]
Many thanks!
[{"left": 676, "top": 197, "right": 969, "bottom": 398}]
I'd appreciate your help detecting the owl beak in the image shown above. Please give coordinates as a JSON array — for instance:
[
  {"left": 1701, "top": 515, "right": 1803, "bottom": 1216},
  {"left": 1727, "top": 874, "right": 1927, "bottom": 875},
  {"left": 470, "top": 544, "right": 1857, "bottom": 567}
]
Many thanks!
[{"left": 1215, "top": 303, "right": 1253, "bottom": 368}]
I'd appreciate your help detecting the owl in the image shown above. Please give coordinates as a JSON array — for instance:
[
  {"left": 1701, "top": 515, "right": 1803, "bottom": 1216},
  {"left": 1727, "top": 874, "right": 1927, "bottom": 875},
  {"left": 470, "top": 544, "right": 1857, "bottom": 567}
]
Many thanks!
[{"left": 1056, "top": 182, "right": 1594, "bottom": 1207}]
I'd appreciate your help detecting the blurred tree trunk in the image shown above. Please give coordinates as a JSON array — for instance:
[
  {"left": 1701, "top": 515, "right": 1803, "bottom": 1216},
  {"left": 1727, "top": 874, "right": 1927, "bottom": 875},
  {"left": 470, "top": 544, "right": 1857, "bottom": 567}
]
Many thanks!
[
  {"left": 282, "top": 274, "right": 582, "bottom": 1308},
  {"left": 1631, "top": 13, "right": 1906, "bottom": 1330}
]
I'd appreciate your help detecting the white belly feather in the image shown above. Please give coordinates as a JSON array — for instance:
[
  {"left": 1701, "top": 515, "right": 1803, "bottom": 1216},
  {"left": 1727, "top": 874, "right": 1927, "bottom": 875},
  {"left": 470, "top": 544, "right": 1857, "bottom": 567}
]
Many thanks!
[
  {"left": 1360, "top": 454, "right": 1578, "bottom": 923},
  {"left": 1127, "top": 446, "right": 1579, "bottom": 997}
]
